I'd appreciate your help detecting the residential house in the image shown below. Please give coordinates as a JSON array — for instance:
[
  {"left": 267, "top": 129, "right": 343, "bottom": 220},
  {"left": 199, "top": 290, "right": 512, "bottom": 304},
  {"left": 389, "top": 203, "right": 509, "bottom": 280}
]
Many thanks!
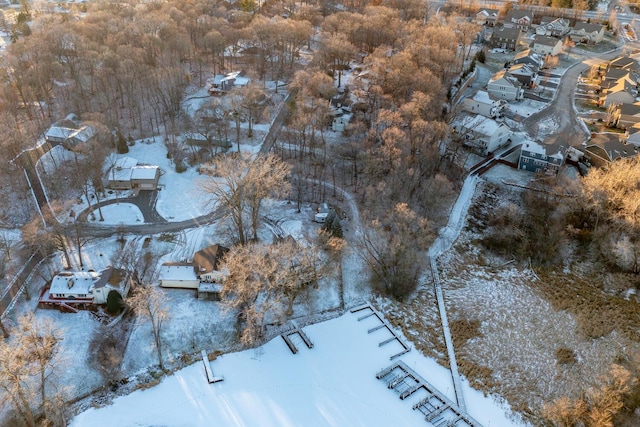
[
  {"left": 45, "top": 124, "right": 96, "bottom": 149},
  {"left": 512, "top": 49, "right": 544, "bottom": 70},
  {"left": 489, "top": 27, "right": 522, "bottom": 51},
  {"left": 456, "top": 115, "right": 512, "bottom": 156},
  {"left": 130, "top": 166, "right": 161, "bottom": 190},
  {"left": 626, "top": 126, "right": 640, "bottom": 147},
  {"left": 193, "top": 244, "right": 229, "bottom": 283},
  {"left": 462, "top": 90, "right": 508, "bottom": 118},
  {"left": 600, "top": 68, "right": 638, "bottom": 107},
  {"left": 108, "top": 157, "right": 139, "bottom": 190},
  {"left": 193, "top": 244, "right": 229, "bottom": 300},
  {"left": 40, "top": 267, "right": 131, "bottom": 308},
  {"left": 487, "top": 70, "right": 524, "bottom": 101},
  {"left": 613, "top": 102, "right": 640, "bottom": 129},
  {"left": 107, "top": 157, "right": 161, "bottom": 190},
  {"left": 608, "top": 56, "right": 640, "bottom": 75},
  {"left": 507, "top": 63, "right": 537, "bottom": 87},
  {"left": 159, "top": 263, "right": 200, "bottom": 289},
  {"left": 584, "top": 140, "right": 638, "bottom": 167},
  {"left": 518, "top": 141, "right": 563, "bottom": 174},
  {"left": 45, "top": 126, "right": 75, "bottom": 145},
  {"left": 476, "top": 8, "right": 499, "bottom": 26},
  {"left": 536, "top": 17, "right": 570, "bottom": 37},
  {"left": 208, "top": 71, "right": 250, "bottom": 95},
  {"left": 503, "top": 10, "right": 533, "bottom": 30},
  {"left": 531, "top": 35, "right": 564, "bottom": 57},
  {"left": 185, "top": 134, "right": 232, "bottom": 154},
  {"left": 570, "top": 22, "right": 606, "bottom": 44}
]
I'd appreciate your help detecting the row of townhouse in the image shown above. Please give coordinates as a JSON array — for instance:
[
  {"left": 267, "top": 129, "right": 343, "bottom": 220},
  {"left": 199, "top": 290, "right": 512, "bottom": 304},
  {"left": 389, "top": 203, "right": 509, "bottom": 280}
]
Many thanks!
[{"left": 483, "top": 9, "right": 606, "bottom": 51}]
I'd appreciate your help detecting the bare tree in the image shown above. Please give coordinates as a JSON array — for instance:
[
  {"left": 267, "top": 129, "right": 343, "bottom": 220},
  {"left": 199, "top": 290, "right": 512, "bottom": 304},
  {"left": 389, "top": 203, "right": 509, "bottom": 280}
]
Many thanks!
[
  {"left": 245, "top": 154, "right": 292, "bottom": 241},
  {"left": 354, "top": 203, "right": 434, "bottom": 300},
  {"left": 0, "top": 313, "right": 64, "bottom": 427},
  {"left": 220, "top": 240, "right": 331, "bottom": 344},
  {"left": 129, "top": 285, "right": 170, "bottom": 370},
  {"left": 201, "top": 153, "right": 291, "bottom": 244}
]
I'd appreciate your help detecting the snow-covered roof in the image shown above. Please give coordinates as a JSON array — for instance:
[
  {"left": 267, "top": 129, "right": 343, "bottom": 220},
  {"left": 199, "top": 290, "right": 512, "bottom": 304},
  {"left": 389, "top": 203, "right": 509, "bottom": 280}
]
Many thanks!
[
  {"left": 50, "top": 270, "right": 101, "bottom": 296},
  {"left": 130, "top": 165, "right": 159, "bottom": 180},
  {"left": 159, "top": 263, "right": 198, "bottom": 281},
  {"left": 111, "top": 168, "right": 132, "bottom": 182},
  {"left": 460, "top": 115, "right": 506, "bottom": 136},
  {"left": 69, "top": 125, "right": 96, "bottom": 143},
  {"left": 45, "top": 126, "right": 76, "bottom": 140},
  {"left": 115, "top": 157, "right": 138, "bottom": 169},
  {"left": 471, "top": 90, "right": 494, "bottom": 104},
  {"left": 488, "top": 70, "right": 521, "bottom": 88},
  {"left": 522, "top": 141, "right": 563, "bottom": 159}
]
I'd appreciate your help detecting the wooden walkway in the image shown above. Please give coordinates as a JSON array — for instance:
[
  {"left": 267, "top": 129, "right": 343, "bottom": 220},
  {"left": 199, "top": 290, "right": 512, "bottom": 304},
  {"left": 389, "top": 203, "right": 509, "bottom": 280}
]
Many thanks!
[
  {"left": 350, "top": 303, "right": 410, "bottom": 360},
  {"left": 376, "top": 361, "right": 483, "bottom": 427},
  {"left": 430, "top": 256, "right": 466, "bottom": 412},
  {"left": 201, "top": 350, "right": 223, "bottom": 384},
  {"left": 281, "top": 320, "right": 314, "bottom": 354}
]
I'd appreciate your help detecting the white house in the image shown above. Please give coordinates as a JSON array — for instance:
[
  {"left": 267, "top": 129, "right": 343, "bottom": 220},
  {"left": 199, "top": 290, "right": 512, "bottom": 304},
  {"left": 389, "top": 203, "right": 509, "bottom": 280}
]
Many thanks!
[
  {"left": 462, "top": 90, "right": 507, "bottom": 118},
  {"left": 512, "top": 49, "right": 544, "bottom": 70},
  {"left": 130, "top": 165, "right": 161, "bottom": 190},
  {"left": 209, "top": 71, "right": 250, "bottom": 94},
  {"left": 159, "top": 263, "right": 200, "bottom": 289},
  {"left": 457, "top": 115, "right": 512, "bottom": 156},
  {"left": 503, "top": 10, "right": 533, "bottom": 30},
  {"left": 107, "top": 157, "right": 161, "bottom": 190},
  {"left": 531, "top": 36, "right": 564, "bottom": 57},
  {"left": 536, "top": 17, "right": 570, "bottom": 37},
  {"left": 47, "top": 268, "right": 130, "bottom": 305},
  {"left": 476, "top": 8, "right": 499, "bottom": 26},
  {"left": 487, "top": 70, "right": 524, "bottom": 101},
  {"left": 45, "top": 124, "right": 96, "bottom": 148},
  {"left": 570, "top": 22, "right": 606, "bottom": 44}
]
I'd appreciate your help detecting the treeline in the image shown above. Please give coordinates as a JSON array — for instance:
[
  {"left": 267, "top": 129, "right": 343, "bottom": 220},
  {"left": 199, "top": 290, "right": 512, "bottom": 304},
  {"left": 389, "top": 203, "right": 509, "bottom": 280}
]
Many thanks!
[{"left": 277, "top": 5, "right": 478, "bottom": 298}]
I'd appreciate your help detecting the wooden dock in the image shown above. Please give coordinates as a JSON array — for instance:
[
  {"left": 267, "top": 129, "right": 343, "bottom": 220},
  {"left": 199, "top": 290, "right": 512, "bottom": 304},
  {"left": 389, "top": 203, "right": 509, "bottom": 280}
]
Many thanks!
[
  {"left": 281, "top": 321, "right": 314, "bottom": 354},
  {"left": 201, "top": 350, "right": 223, "bottom": 384},
  {"left": 351, "top": 303, "right": 411, "bottom": 360},
  {"left": 376, "top": 361, "right": 483, "bottom": 427}
]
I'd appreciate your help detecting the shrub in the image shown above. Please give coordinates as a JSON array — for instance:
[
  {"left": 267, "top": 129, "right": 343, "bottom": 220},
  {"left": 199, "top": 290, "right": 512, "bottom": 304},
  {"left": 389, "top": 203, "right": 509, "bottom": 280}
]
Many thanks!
[
  {"left": 106, "top": 290, "right": 124, "bottom": 315},
  {"left": 555, "top": 347, "right": 577, "bottom": 365}
]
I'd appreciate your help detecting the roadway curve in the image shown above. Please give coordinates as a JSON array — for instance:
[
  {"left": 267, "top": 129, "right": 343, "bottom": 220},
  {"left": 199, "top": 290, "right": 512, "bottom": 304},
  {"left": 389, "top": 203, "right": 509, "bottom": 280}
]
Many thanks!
[{"left": 522, "top": 47, "right": 624, "bottom": 153}]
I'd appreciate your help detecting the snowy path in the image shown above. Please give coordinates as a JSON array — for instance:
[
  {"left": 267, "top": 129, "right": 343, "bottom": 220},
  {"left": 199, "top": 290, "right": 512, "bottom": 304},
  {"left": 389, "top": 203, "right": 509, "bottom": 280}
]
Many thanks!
[{"left": 427, "top": 174, "right": 481, "bottom": 412}]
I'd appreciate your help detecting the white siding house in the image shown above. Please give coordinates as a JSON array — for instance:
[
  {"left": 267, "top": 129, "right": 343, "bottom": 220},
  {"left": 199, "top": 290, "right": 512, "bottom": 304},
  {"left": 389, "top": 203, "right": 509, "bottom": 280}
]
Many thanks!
[
  {"left": 47, "top": 268, "right": 130, "bottom": 305},
  {"left": 457, "top": 115, "right": 512, "bottom": 156},
  {"left": 462, "top": 90, "right": 507, "bottom": 118},
  {"left": 159, "top": 263, "right": 200, "bottom": 289},
  {"left": 487, "top": 70, "right": 524, "bottom": 101},
  {"left": 531, "top": 36, "right": 564, "bottom": 57}
]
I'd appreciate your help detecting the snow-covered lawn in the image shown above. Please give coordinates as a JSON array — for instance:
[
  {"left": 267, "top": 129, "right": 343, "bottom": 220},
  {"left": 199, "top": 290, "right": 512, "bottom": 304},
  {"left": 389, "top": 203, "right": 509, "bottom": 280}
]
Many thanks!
[
  {"left": 88, "top": 203, "right": 143, "bottom": 224},
  {"left": 71, "top": 311, "right": 524, "bottom": 427}
]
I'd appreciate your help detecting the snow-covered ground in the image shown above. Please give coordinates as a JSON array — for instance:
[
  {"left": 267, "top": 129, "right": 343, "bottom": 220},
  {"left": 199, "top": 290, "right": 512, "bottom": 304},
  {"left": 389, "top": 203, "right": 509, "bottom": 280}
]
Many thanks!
[
  {"left": 71, "top": 310, "right": 524, "bottom": 427},
  {"left": 88, "top": 203, "right": 143, "bottom": 225}
]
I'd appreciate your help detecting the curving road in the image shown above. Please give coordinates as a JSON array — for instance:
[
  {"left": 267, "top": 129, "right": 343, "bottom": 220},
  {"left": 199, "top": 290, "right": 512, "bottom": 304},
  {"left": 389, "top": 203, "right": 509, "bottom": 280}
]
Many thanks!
[{"left": 522, "top": 46, "right": 625, "bottom": 153}]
